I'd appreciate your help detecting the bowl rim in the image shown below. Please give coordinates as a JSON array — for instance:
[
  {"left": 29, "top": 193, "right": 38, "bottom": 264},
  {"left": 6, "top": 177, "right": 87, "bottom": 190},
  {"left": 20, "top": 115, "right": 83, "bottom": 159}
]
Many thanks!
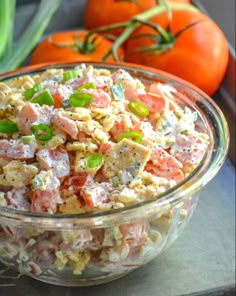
[{"left": 0, "top": 61, "right": 230, "bottom": 227}]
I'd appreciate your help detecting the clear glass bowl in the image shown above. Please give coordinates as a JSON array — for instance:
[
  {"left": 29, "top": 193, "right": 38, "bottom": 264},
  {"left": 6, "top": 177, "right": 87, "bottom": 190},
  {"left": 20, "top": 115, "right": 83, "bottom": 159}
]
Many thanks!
[{"left": 0, "top": 62, "right": 229, "bottom": 286}]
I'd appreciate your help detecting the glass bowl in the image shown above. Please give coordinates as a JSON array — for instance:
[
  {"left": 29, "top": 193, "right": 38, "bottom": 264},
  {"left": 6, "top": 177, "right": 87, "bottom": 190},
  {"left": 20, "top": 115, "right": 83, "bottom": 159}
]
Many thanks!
[{"left": 0, "top": 62, "right": 229, "bottom": 286}]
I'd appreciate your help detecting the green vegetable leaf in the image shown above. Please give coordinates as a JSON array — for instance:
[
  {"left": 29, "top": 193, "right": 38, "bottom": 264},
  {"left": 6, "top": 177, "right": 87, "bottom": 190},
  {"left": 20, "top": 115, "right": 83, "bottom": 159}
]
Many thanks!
[
  {"left": 87, "top": 153, "right": 103, "bottom": 169},
  {"left": 30, "top": 124, "right": 53, "bottom": 141},
  {"left": 0, "top": 120, "right": 19, "bottom": 134},
  {"left": 31, "top": 89, "right": 54, "bottom": 105},
  {"left": 0, "top": 0, "right": 61, "bottom": 74}
]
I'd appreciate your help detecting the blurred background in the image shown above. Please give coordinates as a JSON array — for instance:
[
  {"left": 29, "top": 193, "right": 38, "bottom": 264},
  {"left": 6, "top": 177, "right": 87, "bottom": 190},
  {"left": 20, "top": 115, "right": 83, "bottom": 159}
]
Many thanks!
[{"left": 15, "top": 0, "right": 235, "bottom": 48}]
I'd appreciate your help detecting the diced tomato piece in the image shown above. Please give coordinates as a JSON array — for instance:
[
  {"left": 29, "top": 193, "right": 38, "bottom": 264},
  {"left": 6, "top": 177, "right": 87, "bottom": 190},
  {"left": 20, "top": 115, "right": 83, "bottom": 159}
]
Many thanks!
[
  {"left": 18, "top": 103, "right": 53, "bottom": 135},
  {"left": 92, "top": 76, "right": 112, "bottom": 89},
  {"left": 150, "top": 146, "right": 182, "bottom": 171},
  {"left": 72, "top": 229, "right": 93, "bottom": 250},
  {"left": 120, "top": 221, "right": 149, "bottom": 248},
  {"left": 138, "top": 93, "right": 165, "bottom": 113},
  {"left": 110, "top": 115, "right": 142, "bottom": 140},
  {"left": 5, "top": 187, "right": 31, "bottom": 211},
  {"left": 145, "top": 162, "right": 184, "bottom": 183},
  {"left": 52, "top": 93, "right": 63, "bottom": 108},
  {"left": 31, "top": 172, "right": 60, "bottom": 214},
  {"left": 145, "top": 146, "right": 184, "bottom": 183},
  {"left": 69, "top": 75, "right": 112, "bottom": 90},
  {"left": 81, "top": 89, "right": 110, "bottom": 108},
  {"left": 87, "top": 229, "right": 105, "bottom": 251},
  {"left": 80, "top": 178, "right": 110, "bottom": 208},
  {"left": 0, "top": 139, "right": 36, "bottom": 159},
  {"left": 62, "top": 172, "right": 88, "bottom": 195},
  {"left": 36, "top": 147, "right": 70, "bottom": 178},
  {"left": 69, "top": 76, "right": 89, "bottom": 90},
  {"left": 81, "top": 186, "right": 109, "bottom": 208},
  {"left": 170, "top": 134, "right": 208, "bottom": 166},
  {"left": 31, "top": 188, "right": 59, "bottom": 214},
  {"left": 50, "top": 84, "right": 73, "bottom": 105},
  {"left": 51, "top": 111, "right": 78, "bottom": 139},
  {"left": 110, "top": 117, "right": 125, "bottom": 140},
  {"left": 99, "top": 143, "right": 112, "bottom": 155},
  {"left": 27, "top": 261, "right": 42, "bottom": 275}
]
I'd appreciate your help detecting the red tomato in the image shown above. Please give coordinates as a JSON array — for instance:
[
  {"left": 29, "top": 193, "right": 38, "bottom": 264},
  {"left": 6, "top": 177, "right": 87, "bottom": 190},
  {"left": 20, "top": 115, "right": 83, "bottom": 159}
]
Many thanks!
[
  {"left": 31, "top": 189, "right": 58, "bottom": 214},
  {"left": 119, "top": 221, "right": 149, "bottom": 248},
  {"left": 84, "top": 0, "right": 156, "bottom": 36},
  {"left": 62, "top": 172, "right": 88, "bottom": 195},
  {"left": 145, "top": 162, "right": 184, "bottom": 183},
  {"left": 110, "top": 115, "right": 142, "bottom": 140},
  {"left": 81, "top": 89, "right": 111, "bottom": 108},
  {"left": 99, "top": 143, "right": 112, "bottom": 155},
  {"left": 52, "top": 93, "right": 63, "bottom": 108},
  {"left": 84, "top": 0, "right": 190, "bottom": 37},
  {"left": 29, "top": 30, "right": 124, "bottom": 65},
  {"left": 81, "top": 185, "right": 109, "bottom": 208},
  {"left": 168, "top": 0, "right": 190, "bottom": 3},
  {"left": 138, "top": 93, "right": 165, "bottom": 113},
  {"left": 124, "top": 9, "right": 228, "bottom": 95}
]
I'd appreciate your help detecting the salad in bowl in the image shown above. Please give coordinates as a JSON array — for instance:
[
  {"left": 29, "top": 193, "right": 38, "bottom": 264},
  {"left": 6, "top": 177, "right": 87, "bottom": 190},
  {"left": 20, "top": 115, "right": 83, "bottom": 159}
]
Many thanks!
[{"left": 0, "top": 62, "right": 229, "bottom": 286}]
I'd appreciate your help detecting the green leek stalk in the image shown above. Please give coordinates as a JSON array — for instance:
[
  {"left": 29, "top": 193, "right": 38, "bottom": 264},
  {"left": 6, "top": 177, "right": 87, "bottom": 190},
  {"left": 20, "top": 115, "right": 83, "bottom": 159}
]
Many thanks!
[
  {"left": 0, "top": 0, "right": 13, "bottom": 59},
  {"left": 4, "top": 0, "right": 16, "bottom": 56},
  {"left": 0, "top": 0, "right": 61, "bottom": 74}
]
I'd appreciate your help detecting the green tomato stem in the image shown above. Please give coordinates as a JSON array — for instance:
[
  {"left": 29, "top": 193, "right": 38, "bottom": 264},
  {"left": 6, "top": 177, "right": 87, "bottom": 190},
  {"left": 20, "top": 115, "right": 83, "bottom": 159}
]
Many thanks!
[{"left": 97, "top": 2, "right": 199, "bottom": 61}]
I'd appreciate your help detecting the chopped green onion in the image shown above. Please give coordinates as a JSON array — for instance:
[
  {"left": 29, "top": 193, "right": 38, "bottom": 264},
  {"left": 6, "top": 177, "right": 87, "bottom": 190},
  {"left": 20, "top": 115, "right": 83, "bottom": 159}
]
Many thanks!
[
  {"left": 111, "top": 84, "right": 124, "bottom": 100},
  {"left": 128, "top": 100, "right": 149, "bottom": 118},
  {"left": 0, "top": 120, "right": 19, "bottom": 134},
  {"left": 31, "top": 89, "right": 54, "bottom": 106},
  {"left": 0, "top": 0, "right": 14, "bottom": 59},
  {"left": 69, "top": 93, "right": 92, "bottom": 107},
  {"left": 30, "top": 124, "right": 53, "bottom": 141},
  {"left": 76, "top": 82, "right": 96, "bottom": 91},
  {"left": 31, "top": 176, "right": 43, "bottom": 190},
  {"left": 21, "top": 135, "right": 35, "bottom": 144},
  {"left": 87, "top": 153, "right": 103, "bottom": 169},
  {"left": 118, "top": 131, "right": 143, "bottom": 144},
  {"left": 24, "top": 82, "right": 42, "bottom": 100},
  {"left": 63, "top": 69, "right": 82, "bottom": 82},
  {"left": 24, "top": 88, "right": 35, "bottom": 101},
  {"left": 0, "top": 0, "right": 61, "bottom": 74},
  {"left": 3, "top": 0, "right": 15, "bottom": 59}
]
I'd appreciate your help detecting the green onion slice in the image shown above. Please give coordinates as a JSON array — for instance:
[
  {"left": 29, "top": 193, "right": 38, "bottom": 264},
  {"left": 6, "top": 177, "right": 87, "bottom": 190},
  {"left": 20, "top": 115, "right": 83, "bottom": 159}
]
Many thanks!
[
  {"left": 63, "top": 69, "right": 82, "bottom": 82},
  {"left": 0, "top": 120, "right": 19, "bottom": 134},
  {"left": 69, "top": 93, "right": 92, "bottom": 107},
  {"left": 24, "top": 82, "right": 42, "bottom": 100},
  {"left": 31, "top": 89, "right": 54, "bottom": 106},
  {"left": 87, "top": 153, "right": 103, "bottom": 169},
  {"left": 111, "top": 84, "right": 124, "bottom": 100},
  {"left": 31, "top": 176, "right": 43, "bottom": 190},
  {"left": 21, "top": 135, "right": 35, "bottom": 144},
  {"left": 76, "top": 82, "right": 96, "bottom": 91},
  {"left": 128, "top": 100, "right": 149, "bottom": 118},
  {"left": 118, "top": 131, "right": 143, "bottom": 144},
  {"left": 30, "top": 124, "right": 53, "bottom": 141}
]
